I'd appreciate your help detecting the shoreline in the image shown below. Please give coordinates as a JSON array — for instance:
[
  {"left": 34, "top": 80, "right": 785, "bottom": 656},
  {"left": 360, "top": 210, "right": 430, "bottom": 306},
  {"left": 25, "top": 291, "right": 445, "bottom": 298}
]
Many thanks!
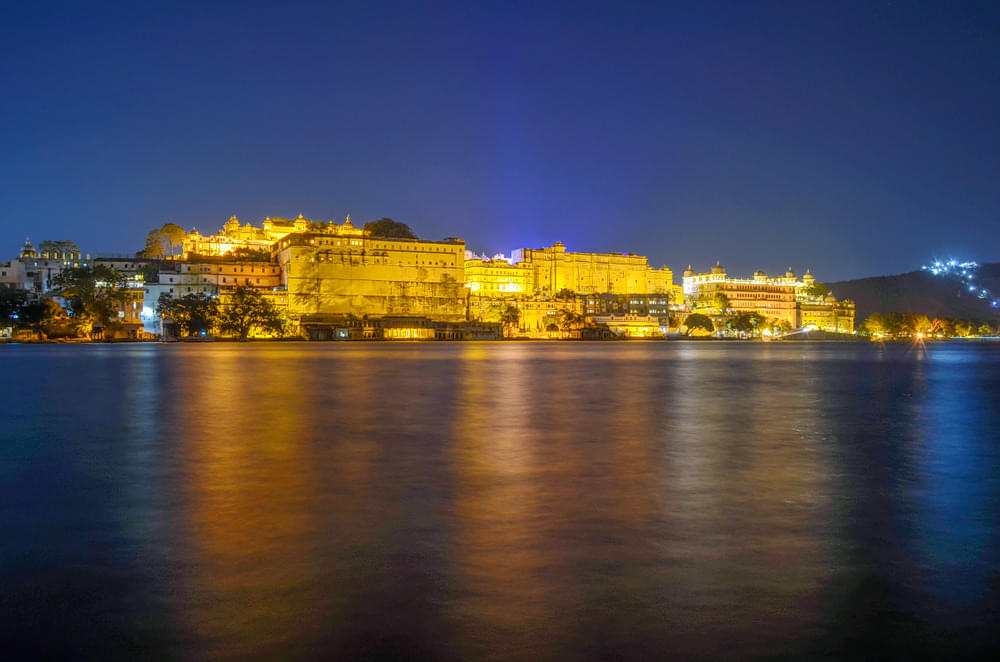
[{"left": 4, "top": 336, "right": 1000, "bottom": 346}]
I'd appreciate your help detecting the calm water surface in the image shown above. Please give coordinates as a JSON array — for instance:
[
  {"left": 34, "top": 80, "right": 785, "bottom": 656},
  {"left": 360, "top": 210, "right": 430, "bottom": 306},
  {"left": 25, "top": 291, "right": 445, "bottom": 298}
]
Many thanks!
[{"left": 2, "top": 341, "right": 999, "bottom": 660}]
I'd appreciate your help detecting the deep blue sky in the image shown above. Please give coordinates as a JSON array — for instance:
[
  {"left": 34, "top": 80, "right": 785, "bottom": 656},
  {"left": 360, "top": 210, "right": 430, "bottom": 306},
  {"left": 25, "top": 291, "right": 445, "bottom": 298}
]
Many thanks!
[{"left": 2, "top": 1, "right": 998, "bottom": 280}]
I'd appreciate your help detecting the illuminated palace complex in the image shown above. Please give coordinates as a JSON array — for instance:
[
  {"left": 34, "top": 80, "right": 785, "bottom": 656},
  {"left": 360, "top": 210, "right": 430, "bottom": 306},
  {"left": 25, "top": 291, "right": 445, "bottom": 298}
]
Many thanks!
[
  {"left": 683, "top": 262, "right": 855, "bottom": 333},
  {"left": 2, "top": 214, "right": 857, "bottom": 339}
]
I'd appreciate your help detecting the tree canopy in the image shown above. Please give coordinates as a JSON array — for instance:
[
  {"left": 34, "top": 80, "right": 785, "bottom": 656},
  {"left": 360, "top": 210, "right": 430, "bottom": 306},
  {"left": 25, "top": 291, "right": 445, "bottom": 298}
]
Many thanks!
[
  {"left": 52, "top": 265, "right": 131, "bottom": 337},
  {"left": 143, "top": 223, "right": 186, "bottom": 258},
  {"left": 694, "top": 292, "right": 729, "bottom": 313},
  {"left": 226, "top": 247, "right": 272, "bottom": 261},
  {"left": 37, "top": 240, "right": 81, "bottom": 256},
  {"left": 363, "top": 218, "right": 417, "bottom": 239},
  {"left": 217, "top": 287, "right": 284, "bottom": 339},
  {"left": 684, "top": 313, "right": 714, "bottom": 334},
  {"left": 727, "top": 311, "right": 765, "bottom": 336},
  {"left": 0, "top": 288, "right": 28, "bottom": 327},
  {"left": 484, "top": 302, "right": 521, "bottom": 336},
  {"left": 558, "top": 309, "right": 583, "bottom": 331},
  {"left": 802, "top": 282, "right": 830, "bottom": 299},
  {"left": 157, "top": 292, "right": 219, "bottom": 337}
]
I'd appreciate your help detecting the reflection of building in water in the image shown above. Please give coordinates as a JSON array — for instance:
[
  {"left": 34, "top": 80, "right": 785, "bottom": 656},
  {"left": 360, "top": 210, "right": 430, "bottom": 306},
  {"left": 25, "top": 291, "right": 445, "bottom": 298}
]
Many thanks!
[
  {"left": 171, "top": 348, "right": 322, "bottom": 658},
  {"left": 683, "top": 263, "right": 855, "bottom": 332}
]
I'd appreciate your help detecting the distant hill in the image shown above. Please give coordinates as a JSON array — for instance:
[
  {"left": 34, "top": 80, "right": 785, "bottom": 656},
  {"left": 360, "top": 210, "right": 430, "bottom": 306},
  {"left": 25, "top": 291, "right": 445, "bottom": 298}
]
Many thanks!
[{"left": 825, "top": 262, "right": 1000, "bottom": 322}]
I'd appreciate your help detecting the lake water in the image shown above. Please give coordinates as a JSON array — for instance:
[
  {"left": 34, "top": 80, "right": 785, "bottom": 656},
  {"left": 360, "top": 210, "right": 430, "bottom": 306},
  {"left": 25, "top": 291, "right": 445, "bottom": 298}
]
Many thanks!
[{"left": 2, "top": 341, "right": 999, "bottom": 660}]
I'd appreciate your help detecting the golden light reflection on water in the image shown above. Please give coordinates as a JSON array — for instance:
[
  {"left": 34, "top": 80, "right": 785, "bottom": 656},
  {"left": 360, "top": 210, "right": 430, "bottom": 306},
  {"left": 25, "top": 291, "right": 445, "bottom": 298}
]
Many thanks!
[
  {"left": 171, "top": 346, "right": 324, "bottom": 660},
  {"left": 103, "top": 341, "right": 1000, "bottom": 660},
  {"left": 7, "top": 342, "right": 1000, "bottom": 660}
]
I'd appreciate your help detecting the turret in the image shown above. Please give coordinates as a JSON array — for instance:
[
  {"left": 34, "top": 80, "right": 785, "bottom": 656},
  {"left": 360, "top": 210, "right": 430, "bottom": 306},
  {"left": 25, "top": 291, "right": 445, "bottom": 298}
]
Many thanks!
[
  {"left": 785, "top": 267, "right": 796, "bottom": 279},
  {"left": 20, "top": 237, "right": 36, "bottom": 259},
  {"left": 802, "top": 268, "right": 815, "bottom": 285},
  {"left": 711, "top": 260, "right": 725, "bottom": 275},
  {"left": 753, "top": 270, "right": 767, "bottom": 281},
  {"left": 683, "top": 264, "right": 694, "bottom": 278}
]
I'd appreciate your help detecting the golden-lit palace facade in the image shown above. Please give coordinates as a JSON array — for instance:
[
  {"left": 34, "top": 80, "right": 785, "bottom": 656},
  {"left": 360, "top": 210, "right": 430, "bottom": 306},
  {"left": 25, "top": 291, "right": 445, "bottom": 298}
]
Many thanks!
[
  {"left": 509, "top": 241, "right": 680, "bottom": 300},
  {"left": 183, "top": 214, "right": 320, "bottom": 256},
  {"left": 463, "top": 253, "right": 534, "bottom": 296},
  {"left": 683, "top": 263, "right": 855, "bottom": 331},
  {"left": 275, "top": 225, "right": 467, "bottom": 322}
]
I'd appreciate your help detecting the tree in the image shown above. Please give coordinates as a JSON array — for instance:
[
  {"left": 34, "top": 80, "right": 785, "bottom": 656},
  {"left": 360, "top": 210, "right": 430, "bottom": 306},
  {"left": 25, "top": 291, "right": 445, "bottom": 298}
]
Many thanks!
[
  {"left": 139, "top": 262, "right": 160, "bottom": 284},
  {"left": 862, "top": 313, "right": 885, "bottom": 337},
  {"left": 802, "top": 282, "right": 830, "bottom": 299},
  {"left": 684, "top": 313, "right": 714, "bottom": 335},
  {"left": 143, "top": 223, "right": 187, "bottom": 258},
  {"left": 15, "top": 298, "right": 64, "bottom": 338},
  {"left": 52, "top": 265, "right": 131, "bottom": 337},
  {"left": 227, "top": 247, "right": 271, "bottom": 261},
  {"left": 157, "top": 292, "right": 219, "bottom": 337},
  {"left": 727, "top": 311, "right": 764, "bottom": 337},
  {"left": 554, "top": 288, "right": 576, "bottom": 301},
  {"left": 499, "top": 304, "right": 521, "bottom": 337},
  {"left": 977, "top": 323, "right": 995, "bottom": 337},
  {"left": 883, "top": 312, "right": 903, "bottom": 337},
  {"left": 930, "top": 318, "right": 950, "bottom": 337},
  {"left": 904, "top": 313, "right": 932, "bottom": 337},
  {"left": 0, "top": 287, "right": 27, "bottom": 327},
  {"left": 484, "top": 302, "right": 521, "bottom": 337},
  {"left": 954, "top": 319, "right": 973, "bottom": 337},
  {"left": 558, "top": 309, "right": 583, "bottom": 333},
  {"left": 217, "top": 287, "right": 284, "bottom": 339},
  {"left": 695, "top": 292, "right": 729, "bottom": 313},
  {"left": 363, "top": 218, "right": 417, "bottom": 239},
  {"left": 37, "top": 240, "right": 80, "bottom": 256}
]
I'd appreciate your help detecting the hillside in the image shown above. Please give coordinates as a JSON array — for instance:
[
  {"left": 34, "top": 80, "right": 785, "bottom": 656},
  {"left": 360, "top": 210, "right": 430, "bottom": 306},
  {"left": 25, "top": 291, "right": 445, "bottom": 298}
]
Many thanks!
[{"left": 825, "top": 262, "right": 1000, "bottom": 322}]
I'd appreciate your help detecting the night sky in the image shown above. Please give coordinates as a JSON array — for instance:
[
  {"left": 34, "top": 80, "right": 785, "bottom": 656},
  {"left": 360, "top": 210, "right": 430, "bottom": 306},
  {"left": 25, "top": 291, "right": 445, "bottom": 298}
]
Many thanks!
[{"left": 2, "top": 1, "right": 997, "bottom": 280}]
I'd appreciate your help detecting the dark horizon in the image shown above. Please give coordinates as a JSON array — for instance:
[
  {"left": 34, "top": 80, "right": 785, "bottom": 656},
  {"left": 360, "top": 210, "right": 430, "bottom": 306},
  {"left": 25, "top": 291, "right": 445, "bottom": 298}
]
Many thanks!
[{"left": 2, "top": 1, "right": 998, "bottom": 281}]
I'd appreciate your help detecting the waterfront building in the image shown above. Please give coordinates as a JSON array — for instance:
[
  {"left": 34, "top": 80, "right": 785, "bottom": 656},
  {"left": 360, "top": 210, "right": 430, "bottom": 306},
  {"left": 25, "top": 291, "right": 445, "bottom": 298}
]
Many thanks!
[
  {"left": 3, "top": 238, "right": 86, "bottom": 293},
  {"left": 0, "top": 260, "right": 20, "bottom": 289},
  {"left": 582, "top": 293, "right": 680, "bottom": 324},
  {"left": 509, "top": 242, "right": 681, "bottom": 301},
  {"left": 380, "top": 316, "right": 437, "bottom": 340},
  {"left": 144, "top": 257, "right": 286, "bottom": 335},
  {"left": 112, "top": 288, "right": 146, "bottom": 338},
  {"left": 591, "top": 314, "right": 665, "bottom": 338},
  {"left": 468, "top": 293, "right": 586, "bottom": 338},
  {"left": 463, "top": 253, "right": 534, "bottom": 296},
  {"left": 682, "top": 263, "right": 855, "bottom": 331},
  {"left": 182, "top": 214, "right": 321, "bottom": 256},
  {"left": 275, "top": 227, "right": 467, "bottom": 324},
  {"left": 798, "top": 296, "right": 856, "bottom": 333},
  {"left": 683, "top": 263, "right": 799, "bottom": 326}
]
